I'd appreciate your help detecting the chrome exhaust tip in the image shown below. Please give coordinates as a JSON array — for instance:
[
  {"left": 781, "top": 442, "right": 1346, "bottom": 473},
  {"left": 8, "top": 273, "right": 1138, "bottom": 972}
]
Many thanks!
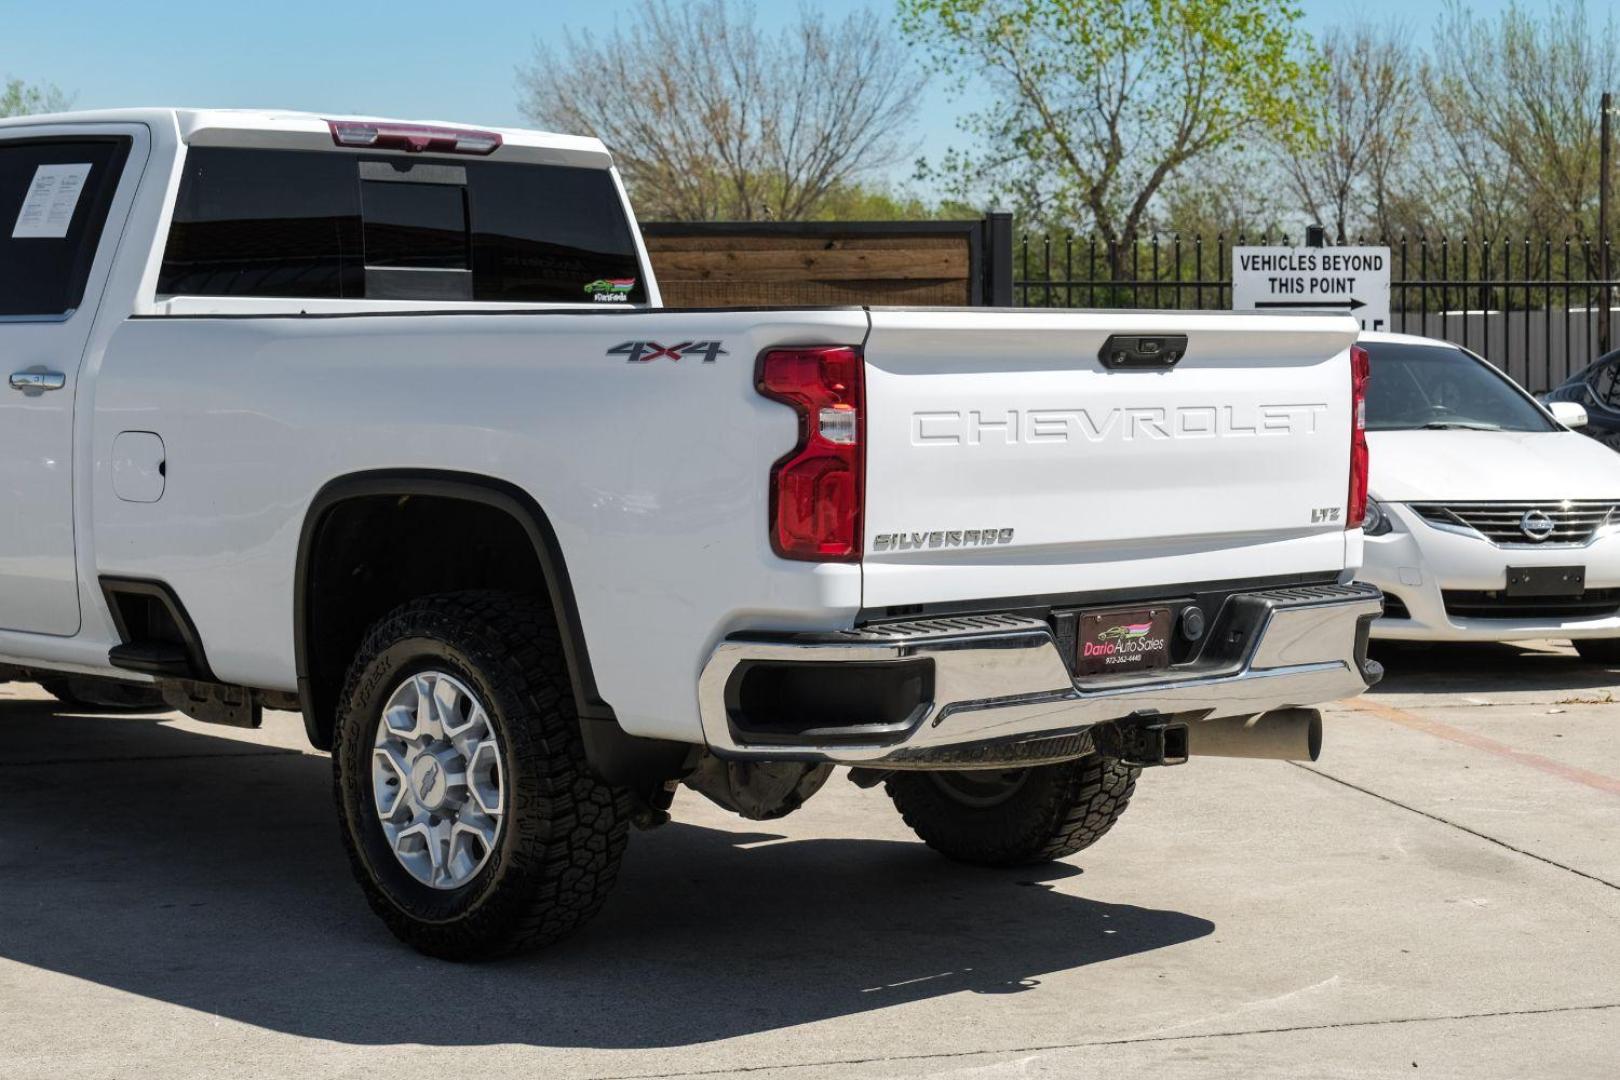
[{"left": 1186, "top": 707, "right": 1322, "bottom": 762}]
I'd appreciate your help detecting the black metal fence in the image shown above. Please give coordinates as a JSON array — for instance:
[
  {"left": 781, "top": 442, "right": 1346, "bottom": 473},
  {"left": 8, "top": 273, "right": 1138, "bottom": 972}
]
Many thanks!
[{"left": 1015, "top": 234, "right": 1618, "bottom": 393}]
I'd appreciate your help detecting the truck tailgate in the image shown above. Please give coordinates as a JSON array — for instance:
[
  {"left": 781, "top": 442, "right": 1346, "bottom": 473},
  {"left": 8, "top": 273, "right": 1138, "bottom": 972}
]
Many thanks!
[{"left": 860, "top": 309, "right": 1361, "bottom": 609}]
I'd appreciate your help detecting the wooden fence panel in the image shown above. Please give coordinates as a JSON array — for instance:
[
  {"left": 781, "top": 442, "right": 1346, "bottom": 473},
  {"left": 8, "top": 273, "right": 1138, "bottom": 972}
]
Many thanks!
[{"left": 640, "top": 222, "right": 986, "bottom": 308}]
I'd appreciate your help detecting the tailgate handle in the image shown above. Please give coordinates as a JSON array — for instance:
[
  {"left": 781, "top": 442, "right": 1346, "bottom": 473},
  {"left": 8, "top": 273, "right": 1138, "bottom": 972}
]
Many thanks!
[{"left": 1099, "top": 335, "right": 1187, "bottom": 370}]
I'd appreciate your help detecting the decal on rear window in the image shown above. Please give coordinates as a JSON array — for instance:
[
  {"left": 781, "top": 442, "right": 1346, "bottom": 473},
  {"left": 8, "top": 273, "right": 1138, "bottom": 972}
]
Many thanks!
[{"left": 585, "top": 277, "right": 636, "bottom": 302}]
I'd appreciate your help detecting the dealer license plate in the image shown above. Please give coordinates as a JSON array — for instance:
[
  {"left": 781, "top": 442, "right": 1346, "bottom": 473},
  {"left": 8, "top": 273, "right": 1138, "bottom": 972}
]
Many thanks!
[{"left": 1077, "top": 607, "right": 1172, "bottom": 677}]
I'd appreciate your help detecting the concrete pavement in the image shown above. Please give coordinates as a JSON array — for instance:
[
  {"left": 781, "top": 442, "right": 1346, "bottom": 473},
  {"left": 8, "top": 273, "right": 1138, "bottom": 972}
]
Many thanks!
[{"left": 2, "top": 640, "right": 1618, "bottom": 1079}]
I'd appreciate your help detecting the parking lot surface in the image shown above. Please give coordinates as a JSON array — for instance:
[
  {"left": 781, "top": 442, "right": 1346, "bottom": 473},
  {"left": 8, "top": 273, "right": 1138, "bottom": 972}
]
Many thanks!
[{"left": 3, "top": 641, "right": 1619, "bottom": 1079}]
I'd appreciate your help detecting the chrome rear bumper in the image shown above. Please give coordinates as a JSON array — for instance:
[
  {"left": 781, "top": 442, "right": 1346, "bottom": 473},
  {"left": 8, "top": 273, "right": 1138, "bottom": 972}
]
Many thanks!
[{"left": 697, "top": 582, "right": 1383, "bottom": 766}]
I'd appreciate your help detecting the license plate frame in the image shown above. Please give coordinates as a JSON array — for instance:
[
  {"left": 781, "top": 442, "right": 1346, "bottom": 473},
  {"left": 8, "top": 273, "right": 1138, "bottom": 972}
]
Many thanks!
[
  {"left": 1505, "top": 565, "right": 1585, "bottom": 598},
  {"left": 1076, "top": 606, "right": 1173, "bottom": 677}
]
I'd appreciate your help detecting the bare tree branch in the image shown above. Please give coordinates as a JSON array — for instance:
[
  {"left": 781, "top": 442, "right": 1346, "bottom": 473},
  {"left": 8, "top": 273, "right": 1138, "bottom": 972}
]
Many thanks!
[
  {"left": 1275, "top": 24, "right": 1418, "bottom": 240},
  {"left": 1414, "top": 0, "right": 1616, "bottom": 244},
  {"left": 517, "top": 1, "right": 925, "bottom": 221}
]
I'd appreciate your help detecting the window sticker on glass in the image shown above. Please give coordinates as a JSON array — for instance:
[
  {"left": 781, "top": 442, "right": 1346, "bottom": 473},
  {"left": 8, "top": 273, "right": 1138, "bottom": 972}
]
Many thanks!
[
  {"left": 12, "top": 163, "right": 93, "bottom": 239},
  {"left": 584, "top": 277, "right": 636, "bottom": 302}
]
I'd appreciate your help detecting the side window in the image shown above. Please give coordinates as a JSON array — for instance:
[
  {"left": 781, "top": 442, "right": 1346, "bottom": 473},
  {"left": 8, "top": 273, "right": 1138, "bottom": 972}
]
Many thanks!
[
  {"left": 158, "top": 147, "right": 646, "bottom": 304},
  {"left": 0, "top": 137, "right": 131, "bottom": 317},
  {"left": 1595, "top": 361, "right": 1620, "bottom": 408}
]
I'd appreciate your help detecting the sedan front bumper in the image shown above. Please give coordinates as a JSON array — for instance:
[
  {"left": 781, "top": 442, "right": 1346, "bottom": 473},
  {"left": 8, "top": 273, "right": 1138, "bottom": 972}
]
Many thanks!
[{"left": 1363, "top": 503, "right": 1620, "bottom": 642}]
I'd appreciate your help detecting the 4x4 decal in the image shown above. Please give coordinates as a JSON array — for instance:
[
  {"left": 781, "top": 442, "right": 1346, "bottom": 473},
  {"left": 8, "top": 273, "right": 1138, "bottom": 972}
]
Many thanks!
[{"left": 609, "top": 341, "right": 727, "bottom": 364}]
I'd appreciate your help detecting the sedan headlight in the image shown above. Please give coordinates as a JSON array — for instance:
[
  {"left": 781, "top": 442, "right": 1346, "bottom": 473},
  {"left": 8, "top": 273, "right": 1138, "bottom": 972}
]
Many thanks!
[{"left": 1363, "top": 498, "right": 1393, "bottom": 536}]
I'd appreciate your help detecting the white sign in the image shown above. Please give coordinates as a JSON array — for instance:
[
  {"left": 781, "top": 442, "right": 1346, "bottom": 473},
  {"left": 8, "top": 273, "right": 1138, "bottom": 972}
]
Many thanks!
[
  {"left": 1232, "top": 245, "right": 1390, "bottom": 332},
  {"left": 12, "top": 163, "right": 93, "bottom": 239}
]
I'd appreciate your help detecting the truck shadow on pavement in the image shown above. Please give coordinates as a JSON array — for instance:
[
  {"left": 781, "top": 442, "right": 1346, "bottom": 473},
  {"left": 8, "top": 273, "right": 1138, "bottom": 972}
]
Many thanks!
[
  {"left": 0, "top": 703, "right": 1214, "bottom": 1049},
  {"left": 1370, "top": 640, "right": 1620, "bottom": 698}
]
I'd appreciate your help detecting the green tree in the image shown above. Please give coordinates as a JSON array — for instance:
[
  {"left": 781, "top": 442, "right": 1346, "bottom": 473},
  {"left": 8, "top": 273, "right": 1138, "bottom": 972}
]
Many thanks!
[
  {"left": 0, "top": 77, "right": 70, "bottom": 118},
  {"left": 899, "top": 0, "right": 1321, "bottom": 274},
  {"left": 807, "top": 181, "right": 980, "bottom": 221}
]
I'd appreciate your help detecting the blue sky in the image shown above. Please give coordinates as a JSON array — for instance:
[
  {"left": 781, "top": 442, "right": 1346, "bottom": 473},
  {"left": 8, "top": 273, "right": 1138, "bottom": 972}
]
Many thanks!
[{"left": 3, "top": 0, "right": 1518, "bottom": 187}]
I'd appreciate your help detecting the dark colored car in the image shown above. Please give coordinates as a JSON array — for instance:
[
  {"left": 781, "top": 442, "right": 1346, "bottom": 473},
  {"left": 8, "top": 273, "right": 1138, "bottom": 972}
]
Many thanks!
[{"left": 1545, "top": 349, "right": 1620, "bottom": 450}]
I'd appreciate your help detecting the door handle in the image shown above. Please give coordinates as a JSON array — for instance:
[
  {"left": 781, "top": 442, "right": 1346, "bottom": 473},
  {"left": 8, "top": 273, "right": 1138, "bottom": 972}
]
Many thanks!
[{"left": 10, "top": 371, "right": 66, "bottom": 392}]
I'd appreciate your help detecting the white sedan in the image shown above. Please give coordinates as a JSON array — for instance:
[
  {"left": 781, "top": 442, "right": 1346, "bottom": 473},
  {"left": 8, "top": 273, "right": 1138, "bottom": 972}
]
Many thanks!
[{"left": 1357, "top": 332, "right": 1620, "bottom": 662}]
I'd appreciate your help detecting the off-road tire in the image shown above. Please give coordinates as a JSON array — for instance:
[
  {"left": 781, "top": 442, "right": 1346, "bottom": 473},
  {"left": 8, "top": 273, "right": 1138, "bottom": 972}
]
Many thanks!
[
  {"left": 1573, "top": 637, "right": 1620, "bottom": 665},
  {"left": 885, "top": 755, "right": 1139, "bottom": 867},
  {"left": 38, "top": 675, "right": 166, "bottom": 711},
  {"left": 333, "top": 590, "right": 631, "bottom": 960}
]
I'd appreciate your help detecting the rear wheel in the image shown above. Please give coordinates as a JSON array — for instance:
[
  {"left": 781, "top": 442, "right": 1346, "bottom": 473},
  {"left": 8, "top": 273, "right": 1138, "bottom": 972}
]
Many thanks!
[
  {"left": 333, "top": 590, "right": 631, "bottom": 960},
  {"left": 1573, "top": 637, "right": 1620, "bottom": 665},
  {"left": 884, "top": 755, "right": 1139, "bottom": 867}
]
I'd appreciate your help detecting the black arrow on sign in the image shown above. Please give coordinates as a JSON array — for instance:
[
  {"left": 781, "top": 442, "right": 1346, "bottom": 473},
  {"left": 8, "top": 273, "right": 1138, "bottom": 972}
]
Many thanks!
[{"left": 1255, "top": 298, "right": 1367, "bottom": 311}]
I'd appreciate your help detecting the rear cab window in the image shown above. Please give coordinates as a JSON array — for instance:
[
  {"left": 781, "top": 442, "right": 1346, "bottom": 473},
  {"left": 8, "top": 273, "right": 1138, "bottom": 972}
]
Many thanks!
[
  {"left": 0, "top": 137, "right": 131, "bottom": 317},
  {"left": 158, "top": 146, "right": 647, "bottom": 307}
]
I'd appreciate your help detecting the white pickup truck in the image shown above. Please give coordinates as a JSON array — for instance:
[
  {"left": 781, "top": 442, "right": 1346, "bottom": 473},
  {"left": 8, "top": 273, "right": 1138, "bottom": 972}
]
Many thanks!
[{"left": 0, "top": 109, "right": 1382, "bottom": 958}]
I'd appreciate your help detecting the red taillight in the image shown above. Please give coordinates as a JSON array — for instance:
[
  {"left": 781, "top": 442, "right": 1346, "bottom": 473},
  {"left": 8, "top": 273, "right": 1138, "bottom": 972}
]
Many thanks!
[
  {"left": 326, "top": 120, "right": 502, "bottom": 156},
  {"left": 1347, "top": 344, "right": 1370, "bottom": 529},
  {"left": 757, "top": 346, "right": 865, "bottom": 561}
]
